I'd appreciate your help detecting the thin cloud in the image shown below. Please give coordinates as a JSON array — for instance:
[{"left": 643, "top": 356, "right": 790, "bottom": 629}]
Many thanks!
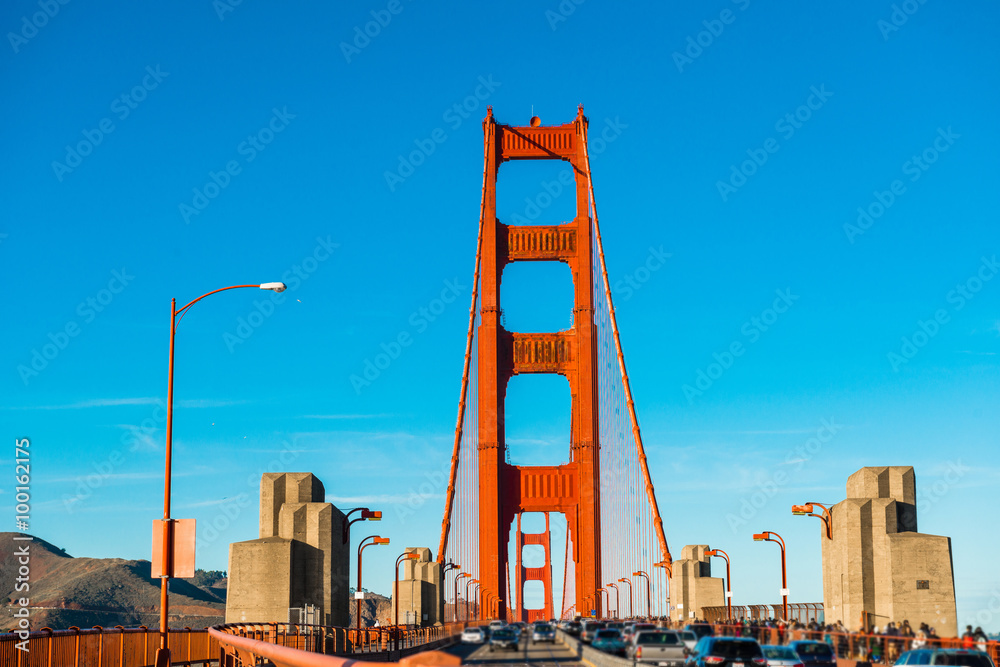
[
  {"left": 300, "top": 413, "right": 397, "bottom": 420},
  {"left": 326, "top": 493, "right": 444, "bottom": 505},
  {"left": 2, "top": 397, "right": 245, "bottom": 410}
]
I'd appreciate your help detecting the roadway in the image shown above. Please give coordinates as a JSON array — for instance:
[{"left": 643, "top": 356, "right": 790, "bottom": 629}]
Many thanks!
[{"left": 446, "top": 637, "right": 585, "bottom": 667}]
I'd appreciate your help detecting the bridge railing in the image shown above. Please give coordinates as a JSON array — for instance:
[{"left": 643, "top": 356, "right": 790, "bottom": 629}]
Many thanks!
[
  {"left": 0, "top": 620, "right": 478, "bottom": 666},
  {"left": 0, "top": 625, "right": 216, "bottom": 667},
  {"left": 710, "top": 624, "right": 1000, "bottom": 666}
]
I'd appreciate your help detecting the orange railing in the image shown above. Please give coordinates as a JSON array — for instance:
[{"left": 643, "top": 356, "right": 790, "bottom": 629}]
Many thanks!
[
  {"left": 0, "top": 625, "right": 216, "bottom": 667},
  {"left": 0, "top": 620, "right": 478, "bottom": 667},
  {"left": 710, "top": 623, "right": 1000, "bottom": 666}
]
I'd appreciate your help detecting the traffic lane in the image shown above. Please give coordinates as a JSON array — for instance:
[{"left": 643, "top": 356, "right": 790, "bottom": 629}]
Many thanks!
[{"left": 446, "top": 637, "right": 584, "bottom": 665}]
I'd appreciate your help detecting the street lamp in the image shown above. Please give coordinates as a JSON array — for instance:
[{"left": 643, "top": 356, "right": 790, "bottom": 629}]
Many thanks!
[
  {"left": 618, "top": 577, "right": 633, "bottom": 618},
  {"left": 443, "top": 562, "right": 460, "bottom": 622},
  {"left": 654, "top": 561, "right": 671, "bottom": 622},
  {"left": 792, "top": 503, "right": 833, "bottom": 539},
  {"left": 456, "top": 572, "right": 470, "bottom": 621},
  {"left": 597, "top": 588, "right": 609, "bottom": 618},
  {"left": 343, "top": 508, "right": 383, "bottom": 544},
  {"left": 607, "top": 583, "right": 620, "bottom": 619},
  {"left": 467, "top": 580, "right": 479, "bottom": 620},
  {"left": 357, "top": 535, "right": 389, "bottom": 632},
  {"left": 704, "top": 549, "right": 732, "bottom": 623},
  {"left": 154, "top": 281, "right": 286, "bottom": 667},
  {"left": 394, "top": 551, "right": 420, "bottom": 650},
  {"left": 632, "top": 571, "right": 651, "bottom": 619},
  {"left": 753, "top": 531, "right": 788, "bottom": 621}
]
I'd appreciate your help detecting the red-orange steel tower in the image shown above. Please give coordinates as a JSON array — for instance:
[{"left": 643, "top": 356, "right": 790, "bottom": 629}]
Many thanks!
[
  {"left": 514, "top": 513, "right": 555, "bottom": 622},
  {"left": 476, "top": 106, "right": 602, "bottom": 620}
]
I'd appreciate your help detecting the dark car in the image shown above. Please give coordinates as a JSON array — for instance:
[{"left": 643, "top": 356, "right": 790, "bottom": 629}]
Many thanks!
[
  {"left": 592, "top": 628, "right": 628, "bottom": 657},
  {"left": 895, "top": 649, "right": 996, "bottom": 667},
  {"left": 581, "top": 621, "right": 607, "bottom": 643},
  {"left": 564, "top": 621, "right": 583, "bottom": 636},
  {"left": 686, "top": 624, "right": 716, "bottom": 640},
  {"left": 488, "top": 628, "right": 520, "bottom": 652},
  {"left": 686, "top": 636, "right": 767, "bottom": 667},
  {"left": 788, "top": 641, "right": 837, "bottom": 667}
]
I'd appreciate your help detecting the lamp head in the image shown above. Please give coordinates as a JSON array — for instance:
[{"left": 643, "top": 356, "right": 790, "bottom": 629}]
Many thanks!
[
  {"left": 362, "top": 509, "right": 382, "bottom": 520},
  {"left": 791, "top": 504, "right": 814, "bottom": 515},
  {"left": 632, "top": 572, "right": 642, "bottom": 577},
  {"left": 405, "top": 552, "right": 420, "bottom": 560},
  {"left": 705, "top": 549, "right": 718, "bottom": 556},
  {"left": 753, "top": 532, "right": 769, "bottom": 541},
  {"left": 374, "top": 536, "right": 390, "bottom": 545},
  {"left": 259, "top": 282, "right": 287, "bottom": 292}
]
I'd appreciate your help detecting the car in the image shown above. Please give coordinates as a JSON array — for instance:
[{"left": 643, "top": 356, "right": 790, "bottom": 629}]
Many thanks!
[
  {"left": 565, "top": 621, "right": 583, "bottom": 636},
  {"left": 581, "top": 620, "right": 607, "bottom": 643},
  {"left": 488, "top": 627, "right": 520, "bottom": 652},
  {"left": 488, "top": 619, "right": 506, "bottom": 632},
  {"left": 461, "top": 627, "right": 485, "bottom": 644},
  {"left": 788, "top": 641, "right": 837, "bottom": 667},
  {"left": 895, "top": 649, "right": 996, "bottom": 667},
  {"left": 685, "top": 636, "right": 767, "bottom": 667},
  {"left": 762, "top": 645, "right": 804, "bottom": 667},
  {"left": 629, "top": 630, "right": 688, "bottom": 666},
  {"left": 532, "top": 623, "right": 556, "bottom": 643},
  {"left": 592, "top": 628, "right": 628, "bottom": 657},
  {"left": 685, "top": 623, "right": 716, "bottom": 640},
  {"left": 678, "top": 631, "right": 699, "bottom": 651}
]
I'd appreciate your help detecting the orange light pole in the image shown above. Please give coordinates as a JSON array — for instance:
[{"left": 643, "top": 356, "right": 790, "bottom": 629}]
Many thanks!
[
  {"left": 443, "top": 563, "right": 460, "bottom": 622},
  {"left": 632, "top": 571, "right": 651, "bottom": 619},
  {"left": 456, "top": 573, "right": 470, "bottom": 621},
  {"left": 753, "top": 532, "right": 787, "bottom": 621},
  {"left": 394, "top": 551, "right": 419, "bottom": 650},
  {"left": 466, "top": 578, "right": 478, "bottom": 621},
  {"left": 597, "top": 589, "right": 609, "bottom": 619},
  {"left": 607, "top": 583, "right": 620, "bottom": 619},
  {"left": 618, "top": 578, "right": 633, "bottom": 618},
  {"left": 792, "top": 503, "right": 833, "bottom": 539},
  {"left": 654, "top": 561, "right": 671, "bottom": 621},
  {"left": 343, "top": 508, "right": 383, "bottom": 544},
  {"left": 357, "top": 535, "right": 389, "bottom": 633},
  {"left": 154, "top": 282, "right": 286, "bottom": 667},
  {"left": 704, "top": 549, "right": 732, "bottom": 622}
]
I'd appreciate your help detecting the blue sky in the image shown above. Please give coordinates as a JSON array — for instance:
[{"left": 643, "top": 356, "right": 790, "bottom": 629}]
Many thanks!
[{"left": 2, "top": 0, "right": 999, "bottom": 630}]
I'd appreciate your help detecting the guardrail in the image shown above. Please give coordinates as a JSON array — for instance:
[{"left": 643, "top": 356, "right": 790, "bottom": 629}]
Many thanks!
[
  {"left": 0, "top": 625, "right": 215, "bottom": 667},
  {"left": 0, "top": 620, "right": 480, "bottom": 666},
  {"left": 711, "top": 624, "right": 1000, "bottom": 666}
]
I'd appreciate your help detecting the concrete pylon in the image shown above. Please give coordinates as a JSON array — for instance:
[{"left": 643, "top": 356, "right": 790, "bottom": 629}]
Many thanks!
[
  {"left": 226, "top": 472, "right": 349, "bottom": 626},
  {"left": 669, "top": 545, "right": 724, "bottom": 623},
  {"left": 821, "top": 466, "right": 957, "bottom": 636},
  {"left": 394, "top": 548, "right": 444, "bottom": 626}
]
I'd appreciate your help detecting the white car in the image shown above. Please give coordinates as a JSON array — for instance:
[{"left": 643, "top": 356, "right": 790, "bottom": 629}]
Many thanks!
[{"left": 461, "top": 627, "right": 486, "bottom": 644}]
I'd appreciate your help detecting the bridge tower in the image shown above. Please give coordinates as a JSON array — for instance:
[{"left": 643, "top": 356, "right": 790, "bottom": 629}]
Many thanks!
[{"left": 438, "top": 106, "right": 672, "bottom": 621}]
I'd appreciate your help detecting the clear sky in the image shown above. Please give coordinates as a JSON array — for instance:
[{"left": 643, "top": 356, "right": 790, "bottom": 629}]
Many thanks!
[{"left": 2, "top": 0, "right": 999, "bottom": 631}]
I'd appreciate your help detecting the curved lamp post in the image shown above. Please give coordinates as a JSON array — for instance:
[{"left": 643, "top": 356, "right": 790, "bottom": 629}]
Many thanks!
[
  {"left": 154, "top": 281, "right": 286, "bottom": 667},
  {"left": 343, "top": 507, "right": 383, "bottom": 544},
  {"left": 597, "top": 588, "right": 609, "bottom": 619},
  {"left": 632, "top": 571, "right": 651, "bottom": 619},
  {"left": 469, "top": 581, "right": 481, "bottom": 620},
  {"left": 792, "top": 503, "right": 833, "bottom": 540},
  {"left": 443, "top": 562, "right": 460, "bottom": 622},
  {"left": 618, "top": 577, "right": 633, "bottom": 618},
  {"left": 607, "top": 583, "right": 620, "bottom": 619},
  {"left": 394, "top": 551, "right": 420, "bottom": 649},
  {"left": 357, "top": 535, "right": 389, "bottom": 632},
  {"left": 704, "top": 549, "right": 732, "bottom": 622},
  {"left": 465, "top": 578, "right": 478, "bottom": 622},
  {"left": 753, "top": 531, "right": 787, "bottom": 621},
  {"left": 654, "top": 561, "right": 671, "bottom": 622},
  {"left": 456, "top": 572, "right": 470, "bottom": 621}
]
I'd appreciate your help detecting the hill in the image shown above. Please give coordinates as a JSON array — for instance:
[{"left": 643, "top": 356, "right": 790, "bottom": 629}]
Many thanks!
[{"left": 0, "top": 533, "right": 225, "bottom": 631}]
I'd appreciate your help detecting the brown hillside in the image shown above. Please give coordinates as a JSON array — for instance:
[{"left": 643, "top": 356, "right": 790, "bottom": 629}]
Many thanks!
[{"left": 0, "top": 533, "right": 225, "bottom": 631}]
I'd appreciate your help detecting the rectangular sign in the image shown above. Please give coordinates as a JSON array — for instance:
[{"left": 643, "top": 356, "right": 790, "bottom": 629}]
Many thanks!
[
  {"left": 151, "top": 519, "right": 196, "bottom": 578},
  {"left": 355, "top": 592, "right": 365, "bottom": 599}
]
